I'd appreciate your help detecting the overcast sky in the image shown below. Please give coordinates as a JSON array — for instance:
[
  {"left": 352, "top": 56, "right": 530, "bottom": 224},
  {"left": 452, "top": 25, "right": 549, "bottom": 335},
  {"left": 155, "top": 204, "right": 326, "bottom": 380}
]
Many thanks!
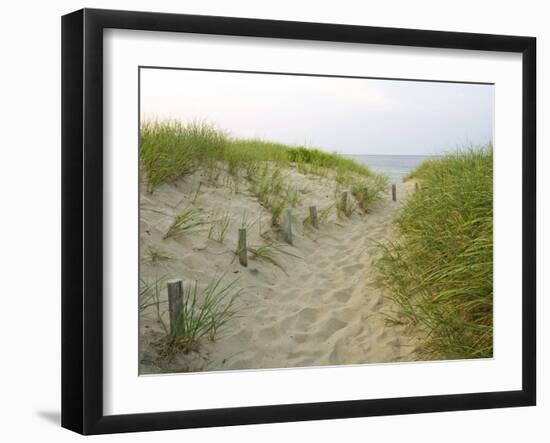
[{"left": 140, "top": 68, "right": 494, "bottom": 156}]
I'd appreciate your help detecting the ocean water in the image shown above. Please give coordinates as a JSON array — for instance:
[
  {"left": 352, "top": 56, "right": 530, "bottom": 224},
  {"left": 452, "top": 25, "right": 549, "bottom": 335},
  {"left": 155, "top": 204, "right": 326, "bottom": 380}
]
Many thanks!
[{"left": 347, "top": 154, "right": 438, "bottom": 183}]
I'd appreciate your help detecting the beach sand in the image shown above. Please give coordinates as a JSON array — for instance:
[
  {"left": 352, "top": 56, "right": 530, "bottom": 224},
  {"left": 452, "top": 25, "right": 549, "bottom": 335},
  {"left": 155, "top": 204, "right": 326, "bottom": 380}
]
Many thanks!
[{"left": 139, "top": 166, "right": 419, "bottom": 374}]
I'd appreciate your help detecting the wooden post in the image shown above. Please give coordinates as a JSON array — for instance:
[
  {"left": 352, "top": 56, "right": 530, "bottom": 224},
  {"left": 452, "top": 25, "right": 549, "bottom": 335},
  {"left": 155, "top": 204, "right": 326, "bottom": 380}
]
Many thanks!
[
  {"left": 309, "top": 205, "right": 319, "bottom": 229},
  {"left": 341, "top": 191, "right": 348, "bottom": 214},
  {"left": 167, "top": 279, "right": 183, "bottom": 336},
  {"left": 282, "top": 208, "right": 293, "bottom": 244},
  {"left": 415, "top": 182, "right": 419, "bottom": 191},
  {"left": 238, "top": 228, "right": 248, "bottom": 267},
  {"left": 360, "top": 187, "right": 369, "bottom": 213},
  {"left": 392, "top": 184, "right": 396, "bottom": 201}
]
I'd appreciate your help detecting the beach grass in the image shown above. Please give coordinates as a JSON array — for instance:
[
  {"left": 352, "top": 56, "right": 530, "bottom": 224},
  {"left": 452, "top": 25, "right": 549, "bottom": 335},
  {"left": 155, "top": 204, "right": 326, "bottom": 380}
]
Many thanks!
[
  {"left": 139, "top": 276, "right": 169, "bottom": 335},
  {"left": 170, "top": 275, "right": 243, "bottom": 353},
  {"left": 163, "top": 207, "right": 205, "bottom": 240},
  {"left": 376, "top": 146, "right": 493, "bottom": 360},
  {"left": 207, "top": 209, "right": 232, "bottom": 243},
  {"left": 140, "top": 273, "right": 244, "bottom": 363},
  {"left": 140, "top": 120, "right": 228, "bottom": 193},
  {"left": 249, "top": 241, "right": 301, "bottom": 273},
  {"left": 141, "top": 245, "right": 174, "bottom": 265},
  {"left": 350, "top": 175, "right": 388, "bottom": 213},
  {"left": 140, "top": 120, "right": 381, "bottom": 189},
  {"left": 140, "top": 120, "right": 387, "bottom": 228}
]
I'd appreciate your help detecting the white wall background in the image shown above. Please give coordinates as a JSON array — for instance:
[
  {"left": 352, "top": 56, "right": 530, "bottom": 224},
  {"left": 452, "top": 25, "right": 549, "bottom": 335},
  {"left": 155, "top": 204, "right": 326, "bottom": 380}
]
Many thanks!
[{"left": 0, "top": 0, "right": 546, "bottom": 441}]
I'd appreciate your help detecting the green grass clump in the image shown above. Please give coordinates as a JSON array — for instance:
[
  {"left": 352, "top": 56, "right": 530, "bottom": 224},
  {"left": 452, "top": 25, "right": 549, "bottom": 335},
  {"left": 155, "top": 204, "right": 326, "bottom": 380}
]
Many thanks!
[
  {"left": 207, "top": 210, "right": 231, "bottom": 243},
  {"left": 163, "top": 207, "right": 204, "bottom": 240},
  {"left": 335, "top": 191, "right": 355, "bottom": 218},
  {"left": 350, "top": 174, "right": 388, "bottom": 213},
  {"left": 247, "top": 164, "right": 299, "bottom": 226},
  {"left": 405, "top": 157, "right": 440, "bottom": 181},
  {"left": 140, "top": 120, "right": 228, "bottom": 193},
  {"left": 171, "top": 276, "right": 243, "bottom": 353},
  {"left": 224, "top": 139, "right": 290, "bottom": 176},
  {"left": 141, "top": 245, "right": 174, "bottom": 265},
  {"left": 249, "top": 241, "right": 301, "bottom": 273},
  {"left": 140, "top": 276, "right": 169, "bottom": 334},
  {"left": 376, "top": 146, "right": 493, "bottom": 360},
  {"left": 287, "top": 146, "right": 373, "bottom": 177}
]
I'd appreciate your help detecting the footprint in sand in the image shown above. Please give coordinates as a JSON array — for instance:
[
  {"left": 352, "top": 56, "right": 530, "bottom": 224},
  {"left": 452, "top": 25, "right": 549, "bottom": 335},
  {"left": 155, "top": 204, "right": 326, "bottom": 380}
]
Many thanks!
[
  {"left": 315, "top": 317, "right": 347, "bottom": 341},
  {"left": 349, "top": 252, "right": 364, "bottom": 262},
  {"left": 258, "top": 324, "right": 282, "bottom": 341},
  {"left": 294, "top": 307, "right": 320, "bottom": 329},
  {"left": 317, "top": 260, "right": 330, "bottom": 269},
  {"left": 222, "top": 327, "right": 253, "bottom": 348},
  {"left": 281, "top": 315, "right": 296, "bottom": 331},
  {"left": 349, "top": 232, "right": 366, "bottom": 243},
  {"left": 333, "top": 257, "right": 351, "bottom": 269},
  {"left": 290, "top": 333, "right": 309, "bottom": 344},
  {"left": 342, "top": 263, "right": 364, "bottom": 274},
  {"left": 297, "top": 273, "right": 314, "bottom": 283},
  {"left": 328, "top": 337, "right": 359, "bottom": 365},
  {"left": 332, "top": 288, "right": 352, "bottom": 303}
]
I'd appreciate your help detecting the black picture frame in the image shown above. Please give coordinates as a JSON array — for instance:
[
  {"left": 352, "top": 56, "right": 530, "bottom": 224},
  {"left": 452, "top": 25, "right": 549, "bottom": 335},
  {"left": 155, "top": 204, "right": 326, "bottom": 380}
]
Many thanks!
[{"left": 61, "top": 8, "right": 536, "bottom": 435}]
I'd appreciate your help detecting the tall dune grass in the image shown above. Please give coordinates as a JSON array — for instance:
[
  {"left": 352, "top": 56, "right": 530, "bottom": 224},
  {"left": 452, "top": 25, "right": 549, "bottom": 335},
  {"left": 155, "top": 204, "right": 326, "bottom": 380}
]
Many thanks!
[
  {"left": 140, "top": 120, "right": 380, "bottom": 191},
  {"left": 140, "top": 120, "right": 387, "bottom": 225},
  {"left": 171, "top": 276, "right": 243, "bottom": 353},
  {"left": 140, "top": 121, "right": 228, "bottom": 193},
  {"left": 376, "top": 146, "right": 493, "bottom": 360}
]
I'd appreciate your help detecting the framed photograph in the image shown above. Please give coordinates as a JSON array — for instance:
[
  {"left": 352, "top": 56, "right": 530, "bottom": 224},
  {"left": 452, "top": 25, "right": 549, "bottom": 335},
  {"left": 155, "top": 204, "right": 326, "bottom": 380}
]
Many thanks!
[{"left": 61, "top": 8, "right": 536, "bottom": 435}]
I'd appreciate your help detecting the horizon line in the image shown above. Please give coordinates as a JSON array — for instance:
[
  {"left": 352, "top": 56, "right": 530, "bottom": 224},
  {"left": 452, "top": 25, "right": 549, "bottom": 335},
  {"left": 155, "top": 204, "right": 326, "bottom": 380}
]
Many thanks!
[{"left": 344, "top": 153, "right": 444, "bottom": 157}]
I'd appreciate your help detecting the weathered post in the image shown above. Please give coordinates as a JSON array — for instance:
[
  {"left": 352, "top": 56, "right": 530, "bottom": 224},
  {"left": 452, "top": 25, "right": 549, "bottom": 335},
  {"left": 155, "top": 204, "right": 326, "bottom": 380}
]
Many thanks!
[
  {"left": 341, "top": 191, "right": 348, "bottom": 215},
  {"left": 238, "top": 228, "right": 248, "bottom": 267},
  {"left": 392, "top": 184, "right": 397, "bottom": 201},
  {"left": 167, "top": 279, "right": 183, "bottom": 336},
  {"left": 362, "top": 187, "right": 369, "bottom": 212},
  {"left": 309, "top": 205, "right": 319, "bottom": 229},
  {"left": 282, "top": 208, "right": 293, "bottom": 245}
]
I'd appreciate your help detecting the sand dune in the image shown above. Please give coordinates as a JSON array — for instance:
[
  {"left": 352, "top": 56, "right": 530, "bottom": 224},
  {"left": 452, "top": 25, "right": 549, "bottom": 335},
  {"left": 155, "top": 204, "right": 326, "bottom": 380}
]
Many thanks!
[{"left": 139, "top": 166, "right": 419, "bottom": 374}]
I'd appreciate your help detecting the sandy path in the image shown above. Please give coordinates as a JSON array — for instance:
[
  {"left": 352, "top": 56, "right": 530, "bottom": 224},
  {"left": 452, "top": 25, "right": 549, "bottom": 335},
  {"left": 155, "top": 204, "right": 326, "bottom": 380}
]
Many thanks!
[
  {"left": 202, "top": 182, "right": 416, "bottom": 371},
  {"left": 139, "top": 170, "right": 417, "bottom": 373}
]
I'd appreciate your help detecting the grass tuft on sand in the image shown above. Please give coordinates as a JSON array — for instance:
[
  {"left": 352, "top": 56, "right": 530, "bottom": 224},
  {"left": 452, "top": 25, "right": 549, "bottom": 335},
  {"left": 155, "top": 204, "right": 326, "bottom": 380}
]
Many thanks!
[
  {"left": 170, "top": 276, "right": 243, "bottom": 353},
  {"left": 376, "top": 146, "right": 493, "bottom": 360}
]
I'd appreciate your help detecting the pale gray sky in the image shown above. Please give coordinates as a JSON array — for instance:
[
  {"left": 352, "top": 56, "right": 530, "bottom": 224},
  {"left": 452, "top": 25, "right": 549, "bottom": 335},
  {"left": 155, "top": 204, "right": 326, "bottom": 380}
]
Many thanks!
[{"left": 140, "top": 68, "right": 494, "bottom": 156}]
